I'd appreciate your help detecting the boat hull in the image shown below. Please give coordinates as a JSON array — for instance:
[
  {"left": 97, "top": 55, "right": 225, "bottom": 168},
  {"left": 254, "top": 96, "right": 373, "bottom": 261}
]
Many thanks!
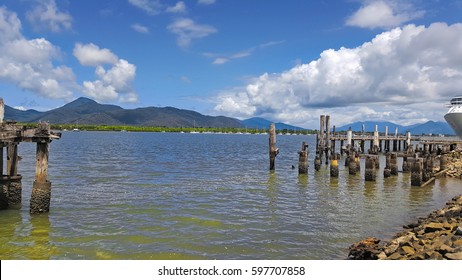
[{"left": 444, "top": 112, "right": 462, "bottom": 138}]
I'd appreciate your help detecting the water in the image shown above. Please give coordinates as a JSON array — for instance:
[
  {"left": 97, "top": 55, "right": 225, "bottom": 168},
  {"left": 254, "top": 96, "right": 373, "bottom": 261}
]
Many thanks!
[{"left": 0, "top": 131, "right": 461, "bottom": 259}]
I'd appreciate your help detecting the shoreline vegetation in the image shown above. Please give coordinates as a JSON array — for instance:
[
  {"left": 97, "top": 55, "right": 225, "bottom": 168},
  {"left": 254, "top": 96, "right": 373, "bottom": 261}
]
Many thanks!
[
  {"left": 18, "top": 122, "right": 319, "bottom": 135},
  {"left": 349, "top": 151, "right": 462, "bottom": 260}
]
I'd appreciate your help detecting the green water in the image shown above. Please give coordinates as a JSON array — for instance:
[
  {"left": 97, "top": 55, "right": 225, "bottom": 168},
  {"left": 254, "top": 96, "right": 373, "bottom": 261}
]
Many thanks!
[{"left": 0, "top": 132, "right": 460, "bottom": 259}]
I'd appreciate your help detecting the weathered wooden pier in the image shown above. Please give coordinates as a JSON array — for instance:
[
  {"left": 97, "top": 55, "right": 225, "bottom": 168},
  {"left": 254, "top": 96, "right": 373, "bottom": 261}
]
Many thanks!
[
  {"left": 0, "top": 99, "right": 61, "bottom": 214},
  {"left": 318, "top": 115, "right": 461, "bottom": 186},
  {"left": 268, "top": 114, "right": 462, "bottom": 187}
]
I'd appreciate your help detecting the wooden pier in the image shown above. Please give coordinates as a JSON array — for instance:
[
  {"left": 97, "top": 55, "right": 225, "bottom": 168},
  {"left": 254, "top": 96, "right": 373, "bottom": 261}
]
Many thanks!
[
  {"left": 314, "top": 115, "right": 461, "bottom": 186},
  {"left": 267, "top": 115, "right": 461, "bottom": 188},
  {"left": 0, "top": 99, "right": 61, "bottom": 214}
]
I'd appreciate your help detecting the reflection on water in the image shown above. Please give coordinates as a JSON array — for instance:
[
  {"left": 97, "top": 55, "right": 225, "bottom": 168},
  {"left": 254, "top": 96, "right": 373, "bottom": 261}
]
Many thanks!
[{"left": 0, "top": 132, "right": 461, "bottom": 260}]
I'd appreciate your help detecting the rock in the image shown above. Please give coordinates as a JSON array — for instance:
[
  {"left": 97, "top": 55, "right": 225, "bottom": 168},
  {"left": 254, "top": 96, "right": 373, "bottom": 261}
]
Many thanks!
[
  {"left": 387, "top": 252, "right": 402, "bottom": 260},
  {"left": 404, "top": 222, "right": 419, "bottom": 229},
  {"left": 402, "top": 246, "right": 415, "bottom": 256},
  {"left": 438, "top": 244, "right": 455, "bottom": 254},
  {"left": 384, "top": 243, "right": 399, "bottom": 255},
  {"left": 424, "top": 222, "right": 445, "bottom": 233},
  {"left": 348, "top": 192, "right": 462, "bottom": 260},
  {"left": 455, "top": 226, "right": 462, "bottom": 236},
  {"left": 429, "top": 252, "right": 444, "bottom": 260},
  {"left": 348, "top": 237, "right": 383, "bottom": 260},
  {"left": 452, "top": 239, "right": 462, "bottom": 246},
  {"left": 377, "top": 252, "right": 387, "bottom": 260},
  {"left": 445, "top": 252, "right": 462, "bottom": 260}
]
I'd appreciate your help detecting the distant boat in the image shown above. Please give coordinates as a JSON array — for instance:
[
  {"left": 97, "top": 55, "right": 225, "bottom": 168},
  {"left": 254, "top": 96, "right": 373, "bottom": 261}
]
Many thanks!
[
  {"left": 191, "top": 120, "right": 200, "bottom": 133},
  {"left": 73, "top": 128, "right": 79, "bottom": 132}
]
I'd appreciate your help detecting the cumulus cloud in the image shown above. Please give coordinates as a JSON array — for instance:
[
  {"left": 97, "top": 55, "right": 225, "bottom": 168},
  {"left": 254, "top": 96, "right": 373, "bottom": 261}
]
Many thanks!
[
  {"left": 346, "top": 0, "right": 424, "bottom": 29},
  {"left": 167, "top": 18, "right": 217, "bottom": 48},
  {"left": 26, "top": 0, "right": 72, "bottom": 32},
  {"left": 213, "top": 23, "right": 462, "bottom": 127},
  {"left": 166, "top": 1, "right": 187, "bottom": 13},
  {"left": 74, "top": 43, "right": 138, "bottom": 103},
  {"left": 73, "top": 43, "right": 118, "bottom": 66},
  {"left": 0, "top": 6, "right": 75, "bottom": 100},
  {"left": 131, "top": 23, "right": 149, "bottom": 34},
  {"left": 128, "top": 0, "right": 162, "bottom": 15}
]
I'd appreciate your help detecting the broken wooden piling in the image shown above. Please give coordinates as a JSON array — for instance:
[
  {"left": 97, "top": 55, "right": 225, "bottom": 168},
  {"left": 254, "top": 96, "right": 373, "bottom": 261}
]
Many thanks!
[
  {"left": 411, "top": 157, "right": 423, "bottom": 186},
  {"left": 298, "top": 142, "right": 309, "bottom": 174},
  {"left": 330, "top": 153, "right": 340, "bottom": 177},
  {"left": 269, "top": 123, "right": 279, "bottom": 171},
  {"left": 365, "top": 155, "right": 377, "bottom": 181}
]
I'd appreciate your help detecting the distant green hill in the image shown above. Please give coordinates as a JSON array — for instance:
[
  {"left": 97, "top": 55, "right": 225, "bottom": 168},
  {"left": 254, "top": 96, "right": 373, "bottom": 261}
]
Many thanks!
[{"left": 5, "top": 97, "right": 243, "bottom": 128}]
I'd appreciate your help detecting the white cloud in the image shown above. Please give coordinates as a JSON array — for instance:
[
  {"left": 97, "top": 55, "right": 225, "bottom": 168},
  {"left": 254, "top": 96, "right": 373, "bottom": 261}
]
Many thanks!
[
  {"left": 73, "top": 43, "right": 119, "bottom": 66},
  {"left": 213, "top": 23, "right": 462, "bottom": 128},
  {"left": 0, "top": 6, "right": 75, "bottom": 100},
  {"left": 207, "top": 41, "right": 283, "bottom": 65},
  {"left": 128, "top": 0, "right": 162, "bottom": 15},
  {"left": 167, "top": 18, "right": 217, "bottom": 48},
  {"left": 0, "top": 6, "right": 22, "bottom": 41},
  {"left": 346, "top": 0, "right": 424, "bottom": 29},
  {"left": 198, "top": 0, "right": 216, "bottom": 5},
  {"left": 26, "top": 0, "right": 72, "bottom": 32},
  {"left": 75, "top": 43, "right": 139, "bottom": 103},
  {"left": 166, "top": 1, "right": 187, "bottom": 13},
  {"left": 212, "top": 57, "right": 229, "bottom": 65},
  {"left": 131, "top": 23, "right": 150, "bottom": 34}
]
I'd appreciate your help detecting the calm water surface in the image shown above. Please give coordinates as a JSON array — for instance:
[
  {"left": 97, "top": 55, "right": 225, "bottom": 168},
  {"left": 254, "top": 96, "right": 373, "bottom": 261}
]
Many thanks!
[{"left": 0, "top": 131, "right": 461, "bottom": 259}]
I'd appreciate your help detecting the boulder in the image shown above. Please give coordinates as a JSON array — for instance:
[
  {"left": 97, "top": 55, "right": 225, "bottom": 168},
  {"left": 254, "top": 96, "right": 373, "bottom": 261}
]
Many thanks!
[
  {"left": 424, "top": 222, "right": 445, "bottom": 233},
  {"left": 445, "top": 252, "right": 462, "bottom": 260},
  {"left": 348, "top": 237, "right": 383, "bottom": 260}
]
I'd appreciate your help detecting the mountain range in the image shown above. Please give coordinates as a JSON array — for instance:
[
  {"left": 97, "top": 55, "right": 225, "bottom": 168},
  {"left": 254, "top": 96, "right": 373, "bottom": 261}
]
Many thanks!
[
  {"left": 5, "top": 97, "right": 242, "bottom": 128},
  {"left": 3, "top": 97, "right": 455, "bottom": 135},
  {"left": 336, "top": 120, "right": 454, "bottom": 136}
]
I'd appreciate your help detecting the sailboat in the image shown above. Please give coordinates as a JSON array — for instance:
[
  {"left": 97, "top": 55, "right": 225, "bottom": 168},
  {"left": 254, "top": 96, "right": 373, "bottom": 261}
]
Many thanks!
[{"left": 191, "top": 120, "right": 200, "bottom": 133}]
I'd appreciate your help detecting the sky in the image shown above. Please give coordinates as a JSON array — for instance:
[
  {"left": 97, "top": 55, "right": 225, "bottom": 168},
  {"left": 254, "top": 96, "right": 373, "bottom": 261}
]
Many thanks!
[{"left": 0, "top": 0, "right": 462, "bottom": 128}]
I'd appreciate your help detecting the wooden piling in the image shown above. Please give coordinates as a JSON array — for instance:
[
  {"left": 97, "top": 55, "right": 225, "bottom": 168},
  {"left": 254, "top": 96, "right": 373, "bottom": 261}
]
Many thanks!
[
  {"left": 330, "top": 153, "right": 339, "bottom": 177},
  {"left": 411, "top": 158, "right": 423, "bottom": 186},
  {"left": 325, "top": 115, "right": 330, "bottom": 164},
  {"left": 349, "top": 148, "right": 357, "bottom": 175},
  {"left": 319, "top": 115, "right": 325, "bottom": 163},
  {"left": 384, "top": 153, "right": 391, "bottom": 178},
  {"left": 298, "top": 142, "right": 309, "bottom": 174},
  {"left": 365, "top": 155, "right": 377, "bottom": 181},
  {"left": 402, "top": 156, "right": 410, "bottom": 173},
  {"left": 422, "top": 155, "right": 434, "bottom": 183},
  {"left": 30, "top": 122, "right": 54, "bottom": 214},
  {"left": 269, "top": 123, "right": 279, "bottom": 171},
  {"left": 314, "top": 154, "right": 321, "bottom": 171},
  {"left": 390, "top": 153, "right": 398, "bottom": 175}
]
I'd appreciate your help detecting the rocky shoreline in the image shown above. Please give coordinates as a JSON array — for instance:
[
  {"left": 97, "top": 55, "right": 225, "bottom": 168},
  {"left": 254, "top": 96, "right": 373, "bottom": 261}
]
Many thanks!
[{"left": 349, "top": 150, "right": 462, "bottom": 260}]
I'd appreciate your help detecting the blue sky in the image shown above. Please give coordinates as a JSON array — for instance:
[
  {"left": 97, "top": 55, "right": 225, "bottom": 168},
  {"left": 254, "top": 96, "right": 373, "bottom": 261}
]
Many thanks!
[{"left": 1, "top": 0, "right": 462, "bottom": 128}]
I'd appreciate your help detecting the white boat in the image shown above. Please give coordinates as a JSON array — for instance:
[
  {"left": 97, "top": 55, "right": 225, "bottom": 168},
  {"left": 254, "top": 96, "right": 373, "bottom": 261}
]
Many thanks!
[{"left": 444, "top": 96, "right": 462, "bottom": 137}]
